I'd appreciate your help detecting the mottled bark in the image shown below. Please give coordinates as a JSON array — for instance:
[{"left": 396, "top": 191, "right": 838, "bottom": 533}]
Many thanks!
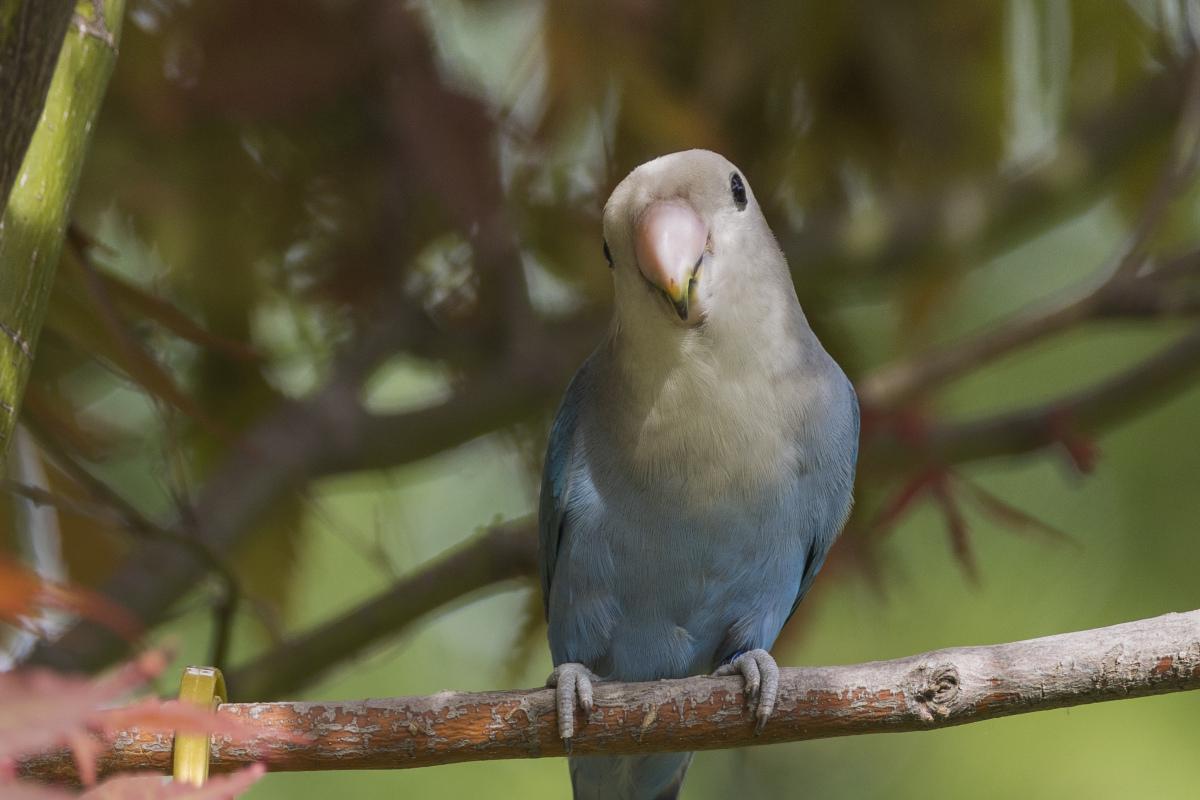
[
  {"left": 0, "top": 0, "right": 124, "bottom": 462},
  {"left": 18, "top": 609, "right": 1200, "bottom": 784}
]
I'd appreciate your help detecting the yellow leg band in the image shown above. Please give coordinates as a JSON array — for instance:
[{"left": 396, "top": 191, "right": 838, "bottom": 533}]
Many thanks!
[{"left": 172, "top": 665, "right": 227, "bottom": 786}]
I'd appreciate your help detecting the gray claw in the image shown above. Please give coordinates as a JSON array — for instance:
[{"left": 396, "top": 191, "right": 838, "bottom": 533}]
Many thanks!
[
  {"left": 547, "top": 663, "right": 600, "bottom": 742},
  {"left": 713, "top": 649, "right": 779, "bottom": 735}
]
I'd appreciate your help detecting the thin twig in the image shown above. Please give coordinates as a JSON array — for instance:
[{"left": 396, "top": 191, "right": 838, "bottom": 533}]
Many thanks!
[
  {"left": 209, "top": 580, "right": 239, "bottom": 675},
  {"left": 1, "top": 479, "right": 124, "bottom": 525},
  {"left": 1109, "top": 54, "right": 1200, "bottom": 281},
  {"left": 856, "top": 293, "right": 1098, "bottom": 409},
  {"left": 20, "top": 417, "right": 248, "bottom": 659}
]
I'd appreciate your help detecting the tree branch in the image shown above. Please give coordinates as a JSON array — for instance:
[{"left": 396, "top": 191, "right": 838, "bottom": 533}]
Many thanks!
[
  {"left": 780, "top": 63, "right": 1189, "bottom": 279},
  {"left": 224, "top": 520, "right": 538, "bottom": 702},
  {"left": 895, "top": 322, "right": 1200, "bottom": 468},
  {"left": 858, "top": 322, "right": 1200, "bottom": 475},
  {"left": 858, "top": 54, "right": 1200, "bottom": 410},
  {"left": 17, "top": 609, "right": 1200, "bottom": 784},
  {"left": 22, "top": 310, "right": 593, "bottom": 675}
]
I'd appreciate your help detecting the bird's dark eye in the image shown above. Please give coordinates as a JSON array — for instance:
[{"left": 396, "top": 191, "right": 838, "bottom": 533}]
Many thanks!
[
  {"left": 730, "top": 173, "right": 747, "bottom": 210},
  {"left": 603, "top": 240, "right": 613, "bottom": 268}
]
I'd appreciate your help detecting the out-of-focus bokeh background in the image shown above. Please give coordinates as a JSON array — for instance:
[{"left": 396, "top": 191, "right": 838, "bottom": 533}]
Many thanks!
[{"left": 5, "top": 0, "right": 1200, "bottom": 797}]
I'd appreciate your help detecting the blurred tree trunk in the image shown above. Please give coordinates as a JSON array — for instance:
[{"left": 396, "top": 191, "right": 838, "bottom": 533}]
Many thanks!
[{"left": 0, "top": 0, "right": 124, "bottom": 462}]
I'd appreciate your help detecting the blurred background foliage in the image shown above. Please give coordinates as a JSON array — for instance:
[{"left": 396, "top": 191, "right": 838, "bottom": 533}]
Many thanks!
[{"left": 5, "top": 0, "right": 1200, "bottom": 796}]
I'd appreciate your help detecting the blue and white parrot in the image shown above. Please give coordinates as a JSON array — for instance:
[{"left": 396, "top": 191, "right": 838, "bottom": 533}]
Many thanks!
[{"left": 539, "top": 150, "right": 859, "bottom": 800}]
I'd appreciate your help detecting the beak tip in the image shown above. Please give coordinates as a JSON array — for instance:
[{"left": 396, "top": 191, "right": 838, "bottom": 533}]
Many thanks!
[{"left": 636, "top": 203, "right": 708, "bottom": 322}]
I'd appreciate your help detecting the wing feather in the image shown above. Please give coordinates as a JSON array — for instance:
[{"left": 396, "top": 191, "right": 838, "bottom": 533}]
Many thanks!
[
  {"left": 538, "top": 362, "right": 590, "bottom": 618},
  {"left": 785, "top": 374, "right": 860, "bottom": 623}
]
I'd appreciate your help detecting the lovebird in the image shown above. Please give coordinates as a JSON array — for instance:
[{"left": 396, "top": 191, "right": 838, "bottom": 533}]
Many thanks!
[{"left": 539, "top": 150, "right": 859, "bottom": 800}]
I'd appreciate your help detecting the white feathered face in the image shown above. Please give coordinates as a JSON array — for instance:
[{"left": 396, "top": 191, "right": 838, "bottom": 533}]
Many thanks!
[{"left": 602, "top": 149, "right": 767, "bottom": 329}]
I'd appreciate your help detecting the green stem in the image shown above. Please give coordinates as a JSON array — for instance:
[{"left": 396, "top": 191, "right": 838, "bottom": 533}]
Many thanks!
[
  {"left": 0, "top": 0, "right": 78, "bottom": 216},
  {"left": 0, "top": 0, "right": 125, "bottom": 462}
]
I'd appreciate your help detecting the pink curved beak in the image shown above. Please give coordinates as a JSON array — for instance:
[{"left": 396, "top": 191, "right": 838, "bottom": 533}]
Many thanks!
[{"left": 634, "top": 203, "right": 707, "bottom": 320}]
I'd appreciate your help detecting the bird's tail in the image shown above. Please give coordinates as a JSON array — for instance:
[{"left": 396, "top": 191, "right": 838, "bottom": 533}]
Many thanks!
[{"left": 569, "top": 752, "right": 695, "bottom": 800}]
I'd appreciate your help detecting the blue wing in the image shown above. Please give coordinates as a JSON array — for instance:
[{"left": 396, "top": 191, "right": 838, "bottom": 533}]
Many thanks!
[
  {"left": 785, "top": 373, "right": 859, "bottom": 623},
  {"left": 538, "top": 361, "right": 590, "bottom": 619}
]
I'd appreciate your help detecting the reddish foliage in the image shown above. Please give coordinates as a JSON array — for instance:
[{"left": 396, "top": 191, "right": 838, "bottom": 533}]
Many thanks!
[
  {"left": 0, "top": 650, "right": 282, "bottom": 788},
  {"left": 96, "top": 699, "right": 275, "bottom": 742},
  {"left": 869, "top": 468, "right": 945, "bottom": 538},
  {"left": 0, "top": 651, "right": 169, "bottom": 784},
  {"left": 857, "top": 406, "right": 932, "bottom": 448},
  {"left": 930, "top": 475, "right": 980, "bottom": 586},
  {"left": 0, "top": 556, "right": 142, "bottom": 644},
  {"left": 955, "top": 477, "right": 1075, "bottom": 547},
  {"left": 1, "top": 647, "right": 283, "bottom": 798},
  {"left": 1061, "top": 436, "right": 1099, "bottom": 474},
  {"left": 1044, "top": 407, "right": 1100, "bottom": 473}
]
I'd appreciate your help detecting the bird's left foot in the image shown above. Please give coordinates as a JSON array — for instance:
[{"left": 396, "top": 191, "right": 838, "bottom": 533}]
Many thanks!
[
  {"left": 546, "top": 662, "right": 599, "bottom": 752},
  {"left": 713, "top": 648, "right": 779, "bottom": 735}
]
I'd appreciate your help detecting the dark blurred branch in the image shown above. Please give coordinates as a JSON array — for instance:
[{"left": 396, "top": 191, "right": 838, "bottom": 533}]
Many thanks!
[
  {"left": 2, "top": 478, "right": 124, "bottom": 524},
  {"left": 19, "top": 609, "right": 1200, "bottom": 782},
  {"left": 868, "top": 323, "right": 1200, "bottom": 470},
  {"left": 857, "top": 292, "right": 1096, "bottom": 409},
  {"left": 225, "top": 519, "right": 538, "bottom": 701},
  {"left": 24, "top": 419, "right": 241, "bottom": 584},
  {"left": 22, "top": 415, "right": 247, "bottom": 671},
  {"left": 857, "top": 259, "right": 1200, "bottom": 410},
  {"left": 23, "top": 292, "right": 595, "bottom": 675},
  {"left": 859, "top": 57, "right": 1200, "bottom": 410},
  {"left": 782, "top": 63, "right": 1189, "bottom": 279},
  {"left": 1110, "top": 54, "right": 1200, "bottom": 281},
  {"left": 353, "top": 317, "right": 602, "bottom": 472}
]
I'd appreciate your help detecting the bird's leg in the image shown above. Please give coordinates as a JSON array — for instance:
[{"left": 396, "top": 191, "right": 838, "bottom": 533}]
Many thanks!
[
  {"left": 546, "top": 662, "right": 600, "bottom": 752},
  {"left": 712, "top": 649, "right": 779, "bottom": 735}
]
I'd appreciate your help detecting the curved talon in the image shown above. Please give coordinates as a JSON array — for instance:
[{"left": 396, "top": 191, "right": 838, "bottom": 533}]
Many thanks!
[
  {"left": 713, "top": 649, "right": 779, "bottom": 736},
  {"left": 547, "top": 662, "right": 600, "bottom": 746}
]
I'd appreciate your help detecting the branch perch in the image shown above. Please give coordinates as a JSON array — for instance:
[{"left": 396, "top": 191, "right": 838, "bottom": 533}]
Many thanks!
[{"left": 17, "top": 609, "right": 1200, "bottom": 784}]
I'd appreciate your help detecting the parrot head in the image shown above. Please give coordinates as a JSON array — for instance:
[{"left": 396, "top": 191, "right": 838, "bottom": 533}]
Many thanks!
[{"left": 602, "top": 149, "right": 785, "bottom": 330}]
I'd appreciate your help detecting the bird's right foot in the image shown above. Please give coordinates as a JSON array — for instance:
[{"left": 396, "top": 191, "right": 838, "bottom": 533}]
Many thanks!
[
  {"left": 713, "top": 648, "right": 780, "bottom": 736},
  {"left": 546, "top": 662, "right": 599, "bottom": 751}
]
